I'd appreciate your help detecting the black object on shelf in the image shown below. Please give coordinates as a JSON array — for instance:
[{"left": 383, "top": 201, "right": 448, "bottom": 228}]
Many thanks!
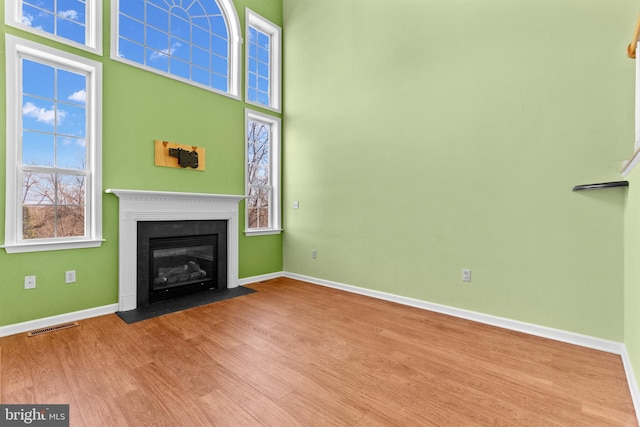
[{"left": 572, "top": 181, "right": 629, "bottom": 191}]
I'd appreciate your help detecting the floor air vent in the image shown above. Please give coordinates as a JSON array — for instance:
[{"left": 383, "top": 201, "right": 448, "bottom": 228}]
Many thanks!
[{"left": 27, "top": 321, "right": 79, "bottom": 337}]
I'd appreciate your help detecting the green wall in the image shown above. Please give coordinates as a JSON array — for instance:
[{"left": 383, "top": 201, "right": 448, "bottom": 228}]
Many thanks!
[
  {"left": 625, "top": 166, "right": 640, "bottom": 388},
  {"left": 0, "top": 0, "right": 283, "bottom": 327},
  {"left": 283, "top": 0, "right": 635, "bottom": 341}
]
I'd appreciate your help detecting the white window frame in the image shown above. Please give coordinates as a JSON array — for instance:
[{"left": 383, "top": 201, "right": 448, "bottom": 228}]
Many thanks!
[
  {"left": 111, "top": 0, "right": 242, "bottom": 99},
  {"left": 245, "top": 109, "right": 281, "bottom": 236},
  {"left": 245, "top": 9, "right": 281, "bottom": 112},
  {"left": 5, "top": 0, "right": 103, "bottom": 56},
  {"left": 3, "top": 35, "right": 103, "bottom": 253}
]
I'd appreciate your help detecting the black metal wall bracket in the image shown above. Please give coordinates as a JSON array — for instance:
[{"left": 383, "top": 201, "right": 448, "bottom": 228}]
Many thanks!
[
  {"left": 572, "top": 181, "right": 629, "bottom": 191},
  {"left": 168, "top": 148, "right": 199, "bottom": 168}
]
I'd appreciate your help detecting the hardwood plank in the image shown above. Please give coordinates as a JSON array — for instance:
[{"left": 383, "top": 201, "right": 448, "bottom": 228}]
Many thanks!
[{"left": 0, "top": 277, "right": 636, "bottom": 426}]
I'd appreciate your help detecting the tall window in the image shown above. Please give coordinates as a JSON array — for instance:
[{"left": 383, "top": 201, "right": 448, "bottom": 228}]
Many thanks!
[
  {"left": 246, "top": 9, "right": 281, "bottom": 112},
  {"left": 4, "top": 35, "right": 103, "bottom": 253},
  {"left": 5, "top": 0, "right": 103, "bottom": 55},
  {"left": 245, "top": 109, "right": 281, "bottom": 234},
  {"left": 112, "top": 0, "right": 241, "bottom": 98}
]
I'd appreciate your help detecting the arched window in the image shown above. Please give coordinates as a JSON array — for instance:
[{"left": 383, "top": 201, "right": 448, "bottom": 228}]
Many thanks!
[{"left": 112, "top": 0, "right": 241, "bottom": 98}]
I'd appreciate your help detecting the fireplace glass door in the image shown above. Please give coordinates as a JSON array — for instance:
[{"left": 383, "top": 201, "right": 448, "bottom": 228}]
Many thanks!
[{"left": 149, "top": 234, "right": 217, "bottom": 302}]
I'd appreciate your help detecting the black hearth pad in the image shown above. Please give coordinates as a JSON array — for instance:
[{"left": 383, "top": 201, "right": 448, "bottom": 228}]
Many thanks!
[{"left": 116, "top": 286, "right": 256, "bottom": 324}]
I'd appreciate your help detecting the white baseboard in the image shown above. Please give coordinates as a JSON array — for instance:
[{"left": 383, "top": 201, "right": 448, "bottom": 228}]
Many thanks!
[
  {"left": 622, "top": 347, "right": 640, "bottom": 422},
  {"left": 283, "top": 271, "right": 640, "bottom": 423},
  {"left": 0, "top": 304, "right": 118, "bottom": 338},
  {"left": 239, "top": 271, "right": 284, "bottom": 286}
]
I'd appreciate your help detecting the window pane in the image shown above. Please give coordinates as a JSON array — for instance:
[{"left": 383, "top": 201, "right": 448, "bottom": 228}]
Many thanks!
[
  {"left": 211, "top": 35, "right": 227, "bottom": 57},
  {"left": 120, "top": 14, "right": 145, "bottom": 41},
  {"left": 57, "top": 205, "right": 85, "bottom": 237},
  {"left": 210, "top": 16, "right": 227, "bottom": 38},
  {"left": 211, "top": 74, "right": 227, "bottom": 92},
  {"left": 258, "top": 207, "right": 269, "bottom": 228},
  {"left": 170, "top": 58, "right": 190, "bottom": 79},
  {"left": 192, "top": 26, "right": 209, "bottom": 50},
  {"left": 57, "top": 69, "right": 86, "bottom": 105},
  {"left": 171, "top": 37, "right": 189, "bottom": 61},
  {"left": 22, "top": 96, "right": 56, "bottom": 132},
  {"left": 187, "top": 1, "right": 206, "bottom": 17},
  {"left": 24, "top": 0, "right": 54, "bottom": 13},
  {"left": 257, "top": 91, "right": 269, "bottom": 106},
  {"left": 22, "top": 4, "right": 55, "bottom": 33},
  {"left": 57, "top": 0, "right": 85, "bottom": 23},
  {"left": 211, "top": 54, "right": 227, "bottom": 75},
  {"left": 257, "top": 31, "right": 269, "bottom": 48},
  {"left": 56, "top": 103, "right": 86, "bottom": 138},
  {"left": 192, "top": 46, "right": 209, "bottom": 68},
  {"left": 247, "top": 189, "right": 258, "bottom": 229},
  {"left": 192, "top": 67, "right": 209, "bottom": 86},
  {"left": 257, "top": 61, "right": 269, "bottom": 79},
  {"left": 146, "top": 26, "right": 169, "bottom": 52},
  {"left": 23, "top": 172, "right": 55, "bottom": 205},
  {"left": 23, "top": 60, "right": 55, "bottom": 98},
  {"left": 248, "top": 88, "right": 257, "bottom": 103},
  {"left": 23, "top": 206, "right": 56, "bottom": 239},
  {"left": 147, "top": 49, "right": 169, "bottom": 72},
  {"left": 23, "top": 131, "right": 55, "bottom": 167},
  {"left": 170, "top": 14, "right": 190, "bottom": 41},
  {"left": 258, "top": 77, "right": 269, "bottom": 92},
  {"left": 148, "top": 0, "right": 169, "bottom": 11},
  {"left": 120, "top": 0, "right": 145, "bottom": 20},
  {"left": 57, "top": 136, "right": 86, "bottom": 170},
  {"left": 258, "top": 46, "right": 269, "bottom": 64},
  {"left": 147, "top": 4, "right": 169, "bottom": 32},
  {"left": 57, "top": 174, "right": 85, "bottom": 205},
  {"left": 118, "top": 38, "right": 145, "bottom": 62},
  {"left": 57, "top": 18, "right": 86, "bottom": 45}
]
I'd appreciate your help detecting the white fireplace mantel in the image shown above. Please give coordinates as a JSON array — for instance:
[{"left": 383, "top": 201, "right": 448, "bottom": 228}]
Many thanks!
[{"left": 106, "top": 189, "right": 245, "bottom": 312}]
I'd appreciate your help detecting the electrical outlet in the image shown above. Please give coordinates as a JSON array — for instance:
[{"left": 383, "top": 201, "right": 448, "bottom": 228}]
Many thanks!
[
  {"left": 312, "top": 249, "right": 317, "bottom": 259},
  {"left": 462, "top": 269, "right": 471, "bottom": 282},
  {"left": 293, "top": 201, "right": 299, "bottom": 209},
  {"left": 65, "top": 270, "right": 76, "bottom": 284},
  {"left": 24, "top": 275, "right": 36, "bottom": 289}
]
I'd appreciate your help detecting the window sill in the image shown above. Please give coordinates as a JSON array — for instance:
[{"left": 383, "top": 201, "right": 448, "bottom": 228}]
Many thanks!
[
  {"left": 2, "top": 239, "right": 104, "bottom": 254},
  {"left": 244, "top": 229, "right": 283, "bottom": 237}
]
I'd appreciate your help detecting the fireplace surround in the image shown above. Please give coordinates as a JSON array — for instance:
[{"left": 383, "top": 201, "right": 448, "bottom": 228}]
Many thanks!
[{"left": 106, "top": 189, "right": 245, "bottom": 312}]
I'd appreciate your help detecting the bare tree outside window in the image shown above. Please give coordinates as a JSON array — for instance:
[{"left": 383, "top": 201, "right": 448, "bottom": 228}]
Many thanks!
[{"left": 247, "top": 119, "right": 271, "bottom": 229}]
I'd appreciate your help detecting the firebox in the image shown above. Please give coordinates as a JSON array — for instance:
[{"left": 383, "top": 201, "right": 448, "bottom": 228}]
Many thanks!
[
  {"left": 137, "top": 220, "right": 228, "bottom": 307},
  {"left": 149, "top": 234, "right": 216, "bottom": 302}
]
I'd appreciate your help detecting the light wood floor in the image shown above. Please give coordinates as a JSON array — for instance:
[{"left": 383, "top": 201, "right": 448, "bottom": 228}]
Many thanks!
[{"left": 0, "top": 277, "right": 637, "bottom": 426}]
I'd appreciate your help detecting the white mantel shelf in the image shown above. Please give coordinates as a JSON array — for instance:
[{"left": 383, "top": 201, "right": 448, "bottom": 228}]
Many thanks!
[
  {"left": 105, "top": 188, "right": 246, "bottom": 203},
  {"left": 105, "top": 189, "right": 246, "bottom": 312}
]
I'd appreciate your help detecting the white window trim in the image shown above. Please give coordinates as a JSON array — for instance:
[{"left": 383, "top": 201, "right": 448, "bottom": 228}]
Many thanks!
[
  {"left": 245, "top": 109, "right": 282, "bottom": 236},
  {"left": 5, "top": 0, "right": 103, "bottom": 56},
  {"left": 110, "top": 0, "right": 242, "bottom": 100},
  {"left": 245, "top": 9, "right": 282, "bottom": 113},
  {"left": 3, "top": 35, "right": 103, "bottom": 254}
]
